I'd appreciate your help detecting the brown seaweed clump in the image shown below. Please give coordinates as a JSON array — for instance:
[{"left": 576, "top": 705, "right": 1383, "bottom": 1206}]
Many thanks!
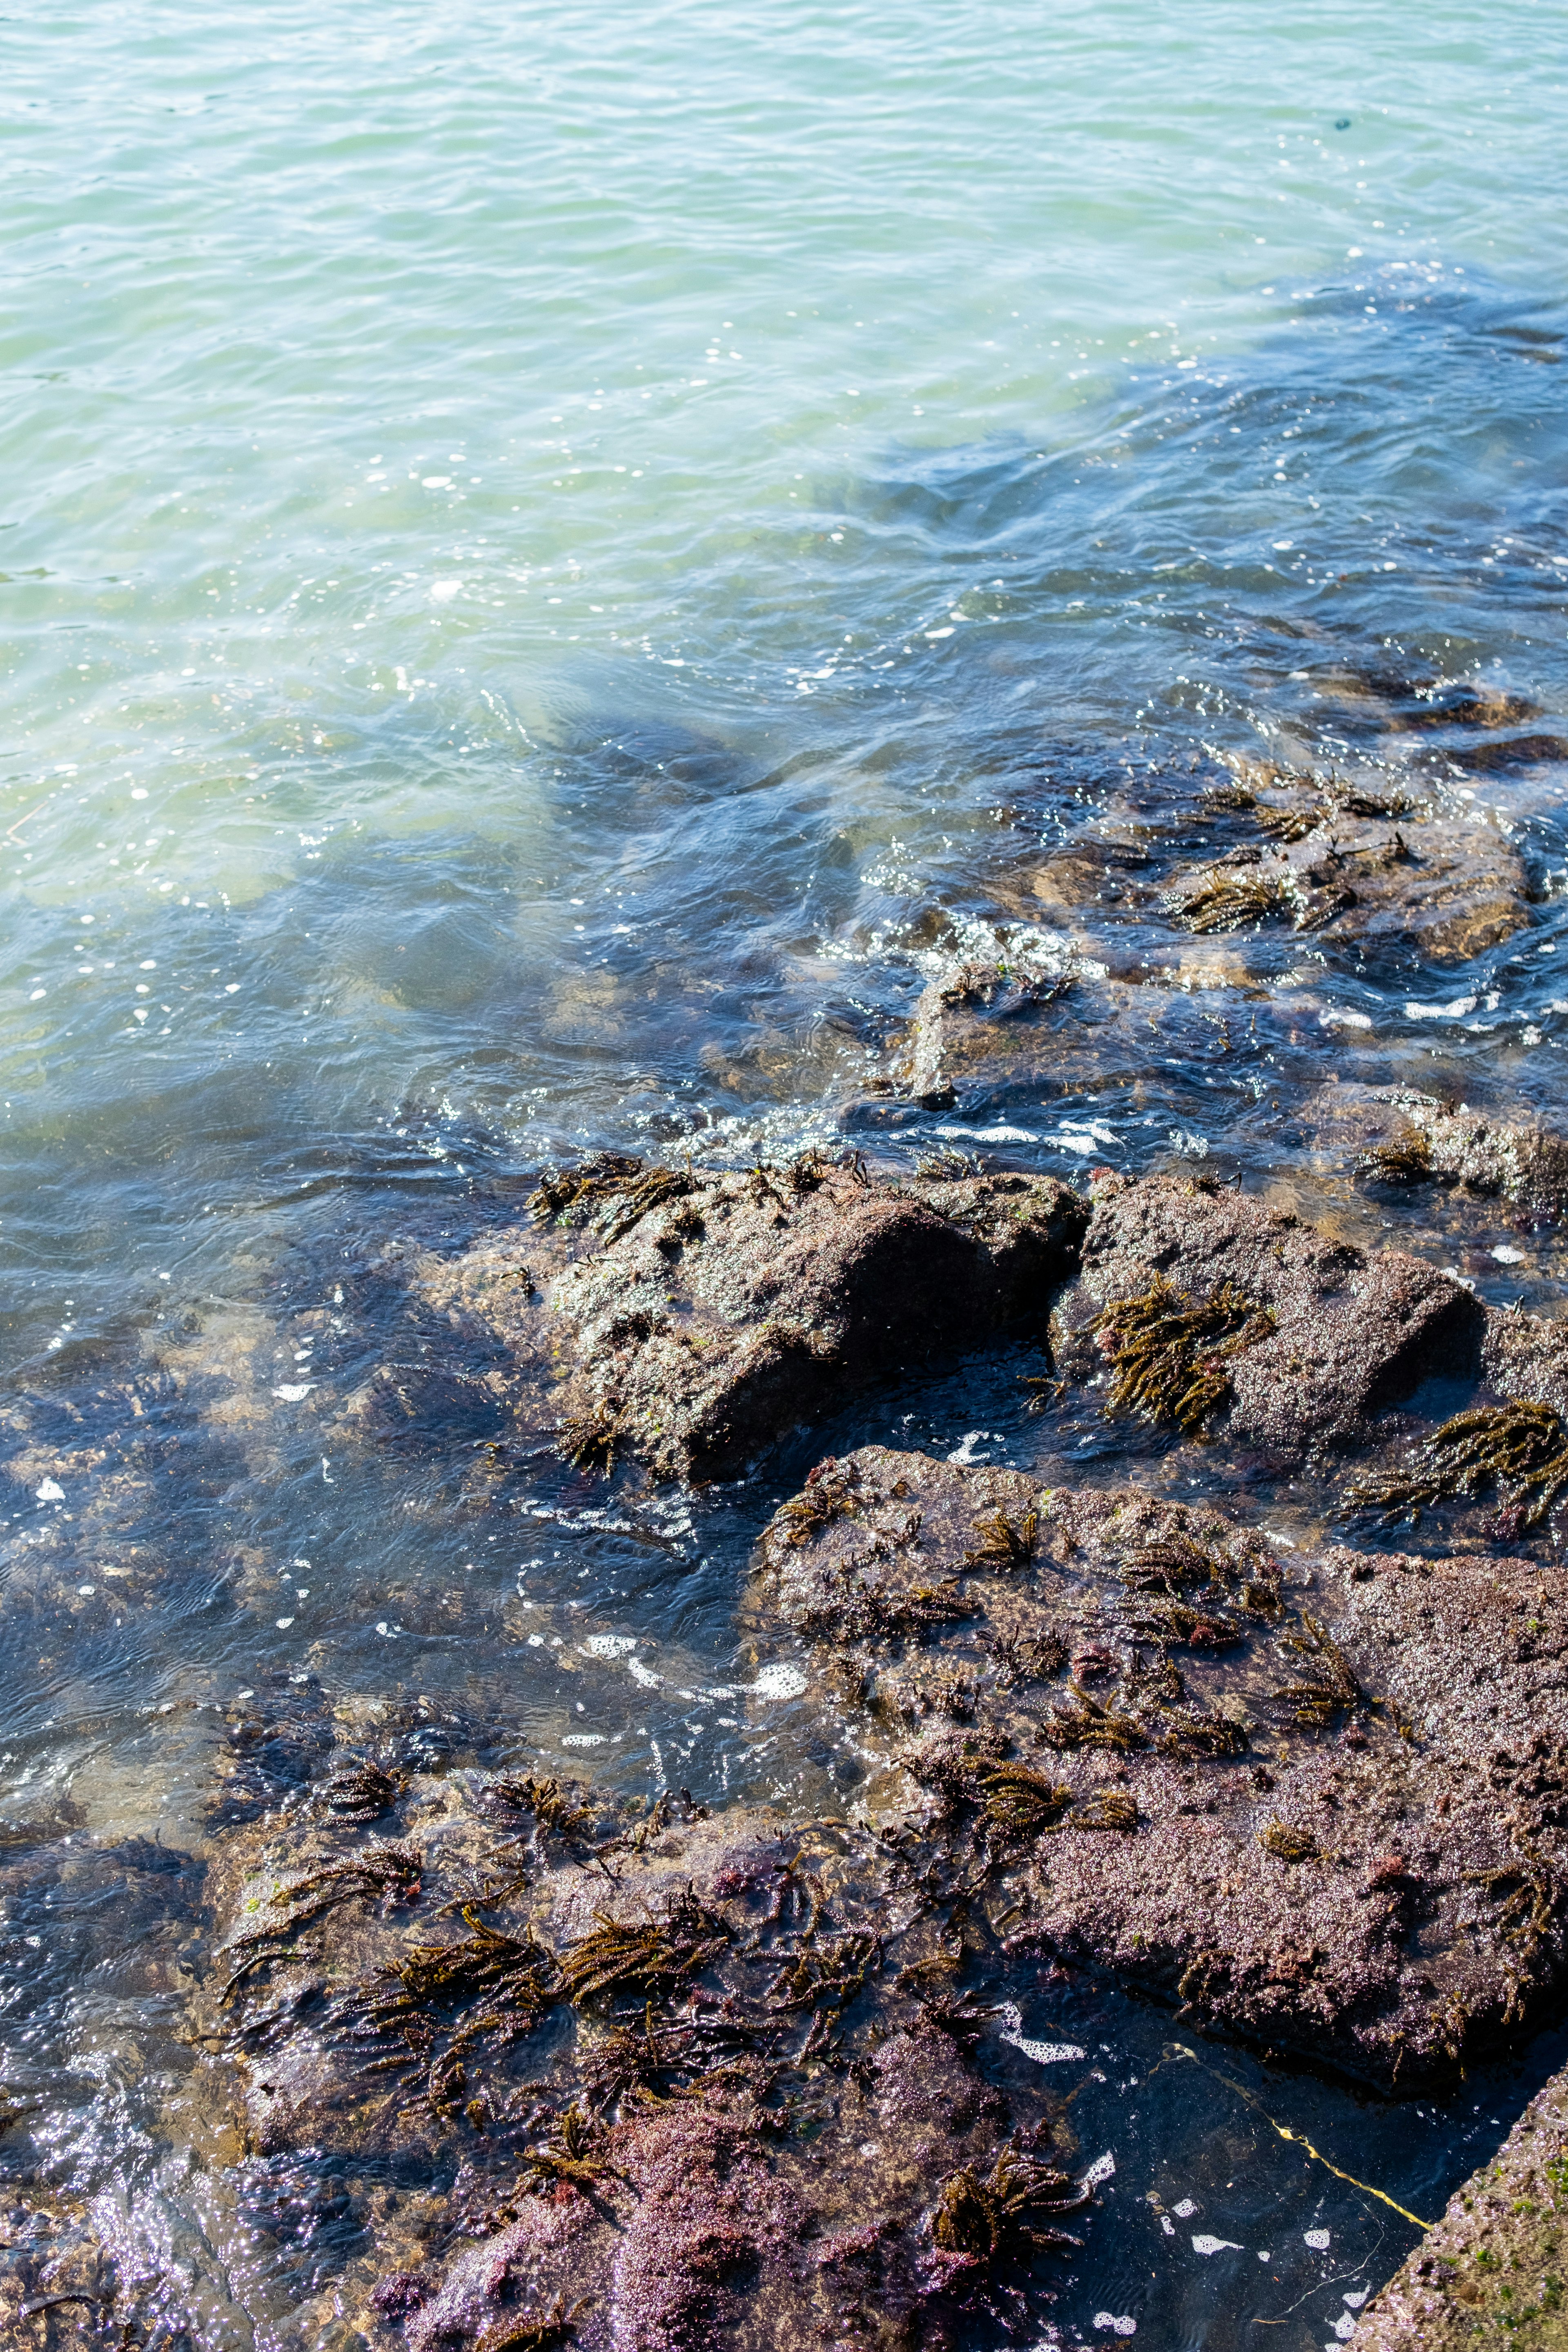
[
  {"left": 751, "top": 1443, "right": 1568, "bottom": 2084},
  {"left": 1346, "top": 1402, "right": 1568, "bottom": 1531},
  {"left": 1089, "top": 1273, "right": 1276, "bottom": 1435}
]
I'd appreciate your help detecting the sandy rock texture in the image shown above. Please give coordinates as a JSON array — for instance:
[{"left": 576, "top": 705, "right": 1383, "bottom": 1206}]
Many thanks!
[
  {"left": 752, "top": 1446, "right": 1568, "bottom": 2085},
  {"left": 1054, "top": 1170, "right": 1483, "bottom": 1460},
  {"left": 1354, "top": 2063, "right": 1568, "bottom": 2347},
  {"left": 409, "top": 1155, "right": 1087, "bottom": 1482}
]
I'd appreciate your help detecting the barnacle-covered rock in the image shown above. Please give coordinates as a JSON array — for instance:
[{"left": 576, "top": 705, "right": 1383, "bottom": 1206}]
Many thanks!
[
  {"left": 406, "top": 1155, "right": 1087, "bottom": 1483},
  {"left": 752, "top": 1444, "right": 1568, "bottom": 2085},
  {"left": 1054, "top": 1170, "right": 1483, "bottom": 1459}
]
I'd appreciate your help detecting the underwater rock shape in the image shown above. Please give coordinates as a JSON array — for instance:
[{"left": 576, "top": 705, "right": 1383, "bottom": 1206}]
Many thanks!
[
  {"left": 201, "top": 1775, "right": 1103, "bottom": 2349},
  {"left": 1054, "top": 1171, "right": 1483, "bottom": 1458},
  {"left": 888, "top": 958, "right": 1081, "bottom": 1111},
  {"left": 1354, "top": 2061, "right": 1568, "bottom": 2347},
  {"left": 1304, "top": 1082, "right": 1568, "bottom": 1221},
  {"left": 753, "top": 1446, "right": 1568, "bottom": 2085},
  {"left": 417, "top": 1156, "right": 1087, "bottom": 1482}
]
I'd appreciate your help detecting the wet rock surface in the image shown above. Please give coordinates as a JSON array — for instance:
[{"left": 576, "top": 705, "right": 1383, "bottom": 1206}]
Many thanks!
[
  {"left": 201, "top": 1767, "right": 1107, "bottom": 2350},
  {"left": 1356, "top": 2060, "right": 1568, "bottom": 2348},
  {"left": 753, "top": 1446, "right": 1568, "bottom": 2085},
  {"left": 1053, "top": 1171, "right": 1484, "bottom": 1460},
  {"left": 1304, "top": 1083, "right": 1568, "bottom": 1221},
  {"left": 409, "top": 1156, "right": 1087, "bottom": 1481}
]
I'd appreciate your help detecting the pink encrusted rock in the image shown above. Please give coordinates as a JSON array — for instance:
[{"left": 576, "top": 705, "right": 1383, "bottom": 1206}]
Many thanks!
[{"left": 754, "top": 1446, "right": 1568, "bottom": 2084}]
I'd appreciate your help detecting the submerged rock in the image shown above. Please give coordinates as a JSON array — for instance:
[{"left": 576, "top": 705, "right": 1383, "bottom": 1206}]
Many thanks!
[
  {"left": 1054, "top": 1170, "right": 1482, "bottom": 1459},
  {"left": 1355, "top": 2062, "right": 1568, "bottom": 2347},
  {"left": 1304, "top": 1082, "right": 1568, "bottom": 1221},
  {"left": 414, "top": 1155, "right": 1087, "bottom": 1481},
  {"left": 201, "top": 1772, "right": 1104, "bottom": 2350},
  {"left": 752, "top": 1446, "right": 1568, "bottom": 2085}
]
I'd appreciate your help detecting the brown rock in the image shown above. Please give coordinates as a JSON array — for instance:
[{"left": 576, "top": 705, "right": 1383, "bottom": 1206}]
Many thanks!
[
  {"left": 1303, "top": 1083, "right": 1568, "bottom": 1221},
  {"left": 1057, "top": 1171, "right": 1483, "bottom": 1458},
  {"left": 415, "top": 1157, "right": 1087, "bottom": 1483},
  {"left": 753, "top": 1446, "right": 1568, "bottom": 2084}
]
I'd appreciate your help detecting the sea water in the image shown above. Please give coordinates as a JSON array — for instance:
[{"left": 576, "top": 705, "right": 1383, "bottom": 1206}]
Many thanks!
[{"left": 4, "top": 3, "right": 1568, "bottom": 2345}]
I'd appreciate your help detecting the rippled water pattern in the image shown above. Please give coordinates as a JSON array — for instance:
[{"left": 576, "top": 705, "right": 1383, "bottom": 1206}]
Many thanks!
[{"left": 4, "top": 3, "right": 1568, "bottom": 2345}]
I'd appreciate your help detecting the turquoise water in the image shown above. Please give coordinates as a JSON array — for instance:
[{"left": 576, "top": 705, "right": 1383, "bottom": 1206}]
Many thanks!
[{"left": 4, "top": 4, "right": 1568, "bottom": 2345}]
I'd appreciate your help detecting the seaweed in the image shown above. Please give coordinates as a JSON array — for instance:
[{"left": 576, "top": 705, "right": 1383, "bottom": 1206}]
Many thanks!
[
  {"left": 1259, "top": 1819, "right": 1318, "bottom": 1863},
  {"left": 1272, "top": 1614, "right": 1365, "bottom": 1732},
  {"left": 222, "top": 1844, "right": 423, "bottom": 1995},
  {"left": 976, "top": 1764, "right": 1073, "bottom": 1838},
  {"left": 1131, "top": 1600, "right": 1245, "bottom": 1651},
  {"left": 1255, "top": 802, "right": 1327, "bottom": 844},
  {"left": 521, "top": 2102, "right": 620, "bottom": 2192},
  {"left": 1076, "top": 1791, "right": 1139, "bottom": 1832},
  {"left": 1040, "top": 1682, "right": 1149, "bottom": 1754},
  {"left": 1354, "top": 1132, "right": 1434, "bottom": 1187},
  {"left": 334, "top": 1911, "right": 562, "bottom": 2088},
  {"left": 578, "top": 2012, "right": 759, "bottom": 2117},
  {"left": 1116, "top": 1535, "right": 1227, "bottom": 1594},
  {"left": 768, "top": 1472, "right": 854, "bottom": 1550},
  {"left": 559, "top": 1888, "right": 731, "bottom": 2009},
  {"left": 918, "top": 1148, "right": 986, "bottom": 1181},
  {"left": 932, "top": 2147, "right": 1089, "bottom": 2264},
  {"left": 1091, "top": 1275, "right": 1276, "bottom": 1437},
  {"left": 317, "top": 1759, "right": 404, "bottom": 1823},
  {"left": 480, "top": 1774, "right": 594, "bottom": 1844},
  {"left": 964, "top": 1505, "right": 1039, "bottom": 1572},
  {"left": 1164, "top": 867, "right": 1294, "bottom": 934},
  {"left": 528, "top": 1153, "right": 646, "bottom": 1225},
  {"left": 1158, "top": 1711, "right": 1250, "bottom": 1761},
  {"left": 1200, "top": 782, "right": 1258, "bottom": 815},
  {"left": 797, "top": 1574, "right": 973, "bottom": 1644},
  {"left": 478, "top": 2297, "right": 590, "bottom": 2352},
  {"left": 767, "top": 1931, "right": 880, "bottom": 2015},
  {"left": 988, "top": 1630, "right": 1069, "bottom": 1690},
  {"left": 1465, "top": 1846, "right": 1560, "bottom": 1964},
  {"left": 1345, "top": 1402, "right": 1568, "bottom": 1530},
  {"left": 558, "top": 1400, "right": 622, "bottom": 1474}
]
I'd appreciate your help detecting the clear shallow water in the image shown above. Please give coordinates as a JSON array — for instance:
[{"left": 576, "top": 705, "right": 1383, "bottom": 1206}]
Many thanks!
[{"left": 4, "top": 3, "right": 1568, "bottom": 2344}]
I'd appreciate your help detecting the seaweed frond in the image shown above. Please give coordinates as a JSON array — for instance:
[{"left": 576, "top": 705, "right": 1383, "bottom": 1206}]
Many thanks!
[
  {"left": 976, "top": 1763, "right": 1074, "bottom": 1839},
  {"left": 528, "top": 1153, "right": 645, "bottom": 1225},
  {"left": 222, "top": 1843, "right": 423, "bottom": 1996},
  {"left": 559, "top": 1401, "right": 622, "bottom": 1475},
  {"left": 796, "top": 1574, "right": 973, "bottom": 1644},
  {"left": 1254, "top": 802, "right": 1327, "bottom": 844},
  {"left": 477, "top": 2294, "right": 590, "bottom": 2352},
  {"left": 1131, "top": 1600, "right": 1245, "bottom": 1651},
  {"left": 1344, "top": 1401, "right": 1568, "bottom": 1530},
  {"left": 479, "top": 1774, "right": 594, "bottom": 1842},
  {"left": 1115, "top": 1536, "right": 1227, "bottom": 1594},
  {"left": 1258, "top": 1819, "right": 1317, "bottom": 1863},
  {"left": 767, "top": 1931, "right": 880, "bottom": 2016},
  {"left": 932, "top": 2147, "right": 1090, "bottom": 2265},
  {"left": 1272, "top": 1612, "right": 1364, "bottom": 1732},
  {"left": 317, "top": 1759, "right": 404, "bottom": 1822},
  {"left": 1040, "top": 1681, "right": 1149, "bottom": 1753},
  {"left": 559, "top": 1888, "right": 730, "bottom": 2009},
  {"left": 1354, "top": 1132, "right": 1433, "bottom": 1187},
  {"left": 963, "top": 1506, "right": 1038, "bottom": 1572},
  {"left": 1158, "top": 1711, "right": 1249, "bottom": 1761},
  {"left": 1091, "top": 1275, "right": 1276, "bottom": 1437},
  {"left": 1464, "top": 1846, "right": 1559, "bottom": 1963},
  {"left": 1164, "top": 867, "right": 1293, "bottom": 934},
  {"left": 520, "top": 2103, "right": 620, "bottom": 2192},
  {"left": 1076, "top": 1791, "right": 1139, "bottom": 1831}
]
